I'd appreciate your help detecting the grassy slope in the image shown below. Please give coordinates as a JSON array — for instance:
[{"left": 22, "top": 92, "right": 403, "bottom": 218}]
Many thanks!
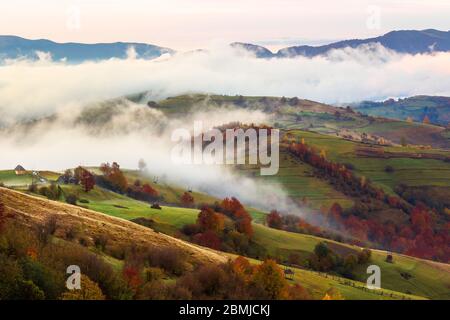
[
  {"left": 52, "top": 183, "right": 450, "bottom": 299},
  {"left": 55, "top": 185, "right": 448, "bottom": 300},
  {"left": 251, "top": 224, "right": 450, "bottom": 299},
  {"left": 150, "top": 94, "right": 450, "bottom": 148},
  {"left": 4, "top": 173, "right": 449, "bottom": 300},
  {"left": 352, "top": 95, "right": 450, "bottom": 126},
  {"left": 284, "top": 130, "right": 450, "bottom": 195},
  {"left": 238, "top": 151, "right": 355, "bottom": 210},
  {"left": 241, "top": 256, "right": 425, "bottom": 300}
]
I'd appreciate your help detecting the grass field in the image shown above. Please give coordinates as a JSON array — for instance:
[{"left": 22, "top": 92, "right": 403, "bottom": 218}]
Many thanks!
[
  {"left": 239, "top": 151, "right": 355, "bottom": 210},
  {"left": 4, "top": 176, "right": 449, "bottom": 300},
  {"left": 2, "top": 147, "right": 449, "bottom": 300},
  {"left": 250, "top": 223, "right": 450, "bottom": 299},
  {"left": 55, "top": 183, "right": 450, "bottom": 300},
  {"left": 283, "top": 130, "right": 450, "bottom": 195}
]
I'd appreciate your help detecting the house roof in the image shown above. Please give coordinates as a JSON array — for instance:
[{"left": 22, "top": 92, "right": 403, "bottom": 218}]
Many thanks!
[
  {"left": 284, "top": 269, "right": 294, "bottom": 274},
  {"left": 14, "top": 165, "right": 26, "bottom": 171}
]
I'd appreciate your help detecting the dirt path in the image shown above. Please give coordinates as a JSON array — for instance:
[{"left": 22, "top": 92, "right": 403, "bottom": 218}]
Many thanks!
[{"left": 0, "top": 187, "right": 228, "bottom": 265}]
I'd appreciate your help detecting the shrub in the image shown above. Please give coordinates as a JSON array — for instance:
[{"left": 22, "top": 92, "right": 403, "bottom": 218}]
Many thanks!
[
  {"left": 144, "top": 267, "right": 164, "bottom": 282},
  {"left": 64, "top": 225, "right": 80, "bottom": 241},
  {"left": 357, "top": 249, "right": 372, "bottom": 264},
  {"left": 138, "top": 280, "right": 169, "bottom": 300},
  {"left": 147, "top": 247, "right": 187, "bottom": 276},
  {"left": 61, "top": 275, "right": 105, "bottom": 300},
  {"left": 93, "top": 234, "right": 109, "bottom": 251},
  {"left": 28, "top": 184, "right": 38, "bottom": 193},
  {"left": 65, "top": 194, "right": 78, "bottom": 205}
]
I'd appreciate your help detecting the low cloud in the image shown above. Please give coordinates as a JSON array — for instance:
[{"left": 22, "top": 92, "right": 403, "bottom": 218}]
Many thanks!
[
  {"left": 1, "top": 43, "right": 450, "bottom": 215},
  {"left": 1, "top": 43, "right": 450, "bottom": 123}
]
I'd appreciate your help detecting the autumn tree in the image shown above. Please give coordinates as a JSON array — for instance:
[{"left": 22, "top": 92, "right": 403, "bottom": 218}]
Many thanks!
[
  {"left": 197, "top": 207, "right": 224, "bottom": 233},
  {"left": 180, "top": 192, "right": 194, "bottom": 207},
  {"left": 100, "top": 162, "right": 128, "bottom": 193},
  {"left": 220, "top": 197, "right": 253, "bottom": 237},
  {"left": 422, "top": 115, "right": 430, "bottom": 124},
  {"left": 61, "top": 275, "right": 105, "bottom": 300},
  {"left": 251, "top": 259, "right": 288, "bottom": 299},
  {"left": 266, "top": 210, "right": 283, "bottom": 229},
  {"left": 142, "top": 183, "right": 158, "bottom": 197},
  {"left": 123, "top": 266, "right": 142, "bottom": 292},
  {"left": 79, "top": 169, "right": 95, "bottom": 192},
  {"left": 193, "top": 230, "right": 222, "bottom": 250},
  {"left": 288, "top": 284, "right": 311, "bottom": 300},
  {"left": 323, "top": 287, "right": 344, "bottom": 300}
]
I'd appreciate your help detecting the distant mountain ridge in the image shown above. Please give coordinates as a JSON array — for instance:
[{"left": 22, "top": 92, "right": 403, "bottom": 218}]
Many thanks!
[
  {"left": 1, "top": 29, "right": 450, "bottom": 63},
  {"left": 233, "top": 29, "right": 450, "bottom": 58},
  {"left": 0, "top": 35, "right": 173, "bottom": 62}
]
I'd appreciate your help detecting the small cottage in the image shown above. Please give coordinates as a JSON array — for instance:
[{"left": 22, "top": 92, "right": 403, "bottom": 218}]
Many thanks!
[
  {"left": 14, "top": 165, "right": 26, "bottom": 175},
  {"left": 284, "top": 268, "right": 295, "bottom": 280}
]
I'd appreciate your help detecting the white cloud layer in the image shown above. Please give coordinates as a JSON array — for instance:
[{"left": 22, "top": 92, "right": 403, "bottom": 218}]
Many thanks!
[
  {"left": 1, "top": 44, "right": 450, "bottom": 215},
  {"left": 1, "top": 43, "right": 450, "bottom": 124}
]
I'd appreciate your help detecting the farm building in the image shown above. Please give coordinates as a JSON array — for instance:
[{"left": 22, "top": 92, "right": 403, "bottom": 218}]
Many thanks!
[{"left": 14, "top": 165, "right": 27, "bottom": 175}]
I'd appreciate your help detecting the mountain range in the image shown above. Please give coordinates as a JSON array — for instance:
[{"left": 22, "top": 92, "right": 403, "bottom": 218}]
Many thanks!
[
  {"left": 0, "top": 35, "right": 173, "bottom": 62},
  {"left": 233, "top": 29, "right": 450, "bottom": 58},
  {"left": 1, "top": 29, "right": 450, "bottom": 62}
]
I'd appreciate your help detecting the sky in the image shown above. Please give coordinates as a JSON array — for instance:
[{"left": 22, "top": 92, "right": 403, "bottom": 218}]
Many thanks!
[{"left": 1, "top": 0, "right": 449, "bottom": 50}]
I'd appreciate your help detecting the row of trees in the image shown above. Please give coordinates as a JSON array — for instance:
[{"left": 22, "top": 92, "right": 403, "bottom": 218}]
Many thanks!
[
  {"left": 286, "top": 140, "right": 449, "bottom": 262},
  {"left": 308, "top": 242, "right": 371, "bottom": 279}
]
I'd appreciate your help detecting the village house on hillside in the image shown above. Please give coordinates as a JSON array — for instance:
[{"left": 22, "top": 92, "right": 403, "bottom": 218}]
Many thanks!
[{"left": 14, "top": 165, "right": 26, "bottom": 175}]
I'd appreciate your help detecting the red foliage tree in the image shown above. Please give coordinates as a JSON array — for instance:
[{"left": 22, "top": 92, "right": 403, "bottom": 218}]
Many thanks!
[
  {"left": 181, "top": 192, "right": 194, "bottom": 207},
  {"left": 266, "top": 210, "right": 283, "bottom": 229},
  {"left": 197, "top": 207, "right": 224, "bottom": 233},
  {"left": 123, "top": 266, "right": 141, "bottom": 291},
  {"left": 193, "top": 230, "right": 222, "bottom": 250},
  {"left": 100, "top": 162, "right": 128, "bottom": 192},
  {"left": 79, "top": 169, "right": 95, "bottom": 192},
  {"left": 142, "top": 183, "right": 158, "bottom": 197},
  {"left": 220, "top": 197, "right": 253, "bottom": 237}
]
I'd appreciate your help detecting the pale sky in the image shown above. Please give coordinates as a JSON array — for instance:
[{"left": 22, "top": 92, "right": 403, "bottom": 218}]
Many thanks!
[{"left": 1, "top": 0, "right": 449, "bottom": 50}]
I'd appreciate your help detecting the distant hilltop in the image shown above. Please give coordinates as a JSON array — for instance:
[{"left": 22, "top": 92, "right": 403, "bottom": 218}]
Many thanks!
[
  {"left": 232, "top": 29, "right": 450, "bottom": 58},
  {"left": 1, "top": 29, "right": 450, "bottom": 63}
]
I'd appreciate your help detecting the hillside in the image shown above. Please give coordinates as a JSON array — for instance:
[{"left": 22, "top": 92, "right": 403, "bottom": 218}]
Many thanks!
[
  {"left": 141, "top": 93, "right": 450, "bottom": 149},
  {"left": 0, "top": 186, "right": 227, "bottom": 266},
  {"left": 2, "top": 185, "right": 445, "bottom": 300},
  {"left": 352, "top": 95, "right": 450, "bottom": 127}
]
